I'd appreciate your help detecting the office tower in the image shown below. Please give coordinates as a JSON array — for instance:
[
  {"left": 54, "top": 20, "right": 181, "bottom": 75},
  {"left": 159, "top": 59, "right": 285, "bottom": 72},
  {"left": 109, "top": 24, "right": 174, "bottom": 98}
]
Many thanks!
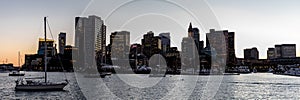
[
  {"left": 75, "top": 15, "right": 106, "bottom": 69},
  {"left": 244, "top": 47, "right": 259, "bottom": 60},
  {"left": 181, "top": 23, "right": 203, "bottom": 73},
  {"left": 58, "top": 32, "right": 66, "bottom": 54},
  {"left": 141, "top": 31, "right": 162, "bottom": 58},
  {"left": 181, "top": 37, "right": 199, "bottom": 72},
  {"left": 188, "top": 22, "right": 202, "bottom": 51},
  {"left": 109, "top": 31, "right": 130, "bottom": 59},
  {"left": 206, "top": 29, "right": 236, "bottom": 67},
  {"left": 37, "top": 38, "right": 55, "bottom": 57},
  {"left": 275, "top": 44, "right": 296, "bottom": 58},
  {"left": 159, "top": 33, "right": 170, "bottom": 54}
]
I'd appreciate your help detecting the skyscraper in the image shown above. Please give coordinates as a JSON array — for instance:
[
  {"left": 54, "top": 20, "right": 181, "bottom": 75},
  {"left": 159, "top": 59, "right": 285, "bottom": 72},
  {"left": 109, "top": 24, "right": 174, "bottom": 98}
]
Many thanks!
[
  {"left": 142, "top": 31, "right": 162, "bottom": 58},
  {"left": 74, "top": 15, "right": 106, "bottom": 69},
  {"left": 181, "top": 23, "right": 201, "bottom": 73},
  {"left": 58, "top": 32, "right": 66, "bottom": 54},
  {"left": 181, "top": 37, "right": 199, "bottom": 70},
  {"left": 159, "top": 33, "right": 170, "bottom": 54},
  {"left": 110, "top": 31, "right": 130, "bottom": 59},
  {"left": 188, "top": 22, "right": 202, "bottom": 51},
  {"left": 206, "top": 29, "right": 236, "bottom": 67}
]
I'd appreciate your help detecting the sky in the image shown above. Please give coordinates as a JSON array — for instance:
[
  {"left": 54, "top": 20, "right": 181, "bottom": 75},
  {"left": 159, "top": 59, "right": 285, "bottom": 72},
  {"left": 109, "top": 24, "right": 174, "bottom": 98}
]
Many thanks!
[{"left": 1, "top": 0, "right": 300, "bottom": 66}]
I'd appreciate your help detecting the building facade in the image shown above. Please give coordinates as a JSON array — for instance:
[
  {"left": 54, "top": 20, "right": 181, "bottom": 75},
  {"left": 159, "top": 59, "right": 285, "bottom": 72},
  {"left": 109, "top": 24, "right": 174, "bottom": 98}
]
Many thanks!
[
  {"left": 275, "top": 44, "right": 296, "bottom": 58},
  {"left": 244, "top": 47, "right": 259, "bottom": 60},
  {"left": 58, "top": 32, "right": 66, "bottom": 54},
  {"left": 206, "top": 29, "right": 236, "bottom": 67},
  {"left": 267, "top": 48, "right": 275, "bottom": 59},
  {"left": 159, "top": 33, "right": 170, "bottom": 54},
  {"left": 74, "top": 15, "right": 106, "bottom": 69},
  {"left": 37, "top": 38, "right": 56, "bottom": 57},
  {"left": 109, "top": 31, "right": 130, "bottom": 60},
  {"left": 142, "top": 31, "right": 162, "bottom": 58}
]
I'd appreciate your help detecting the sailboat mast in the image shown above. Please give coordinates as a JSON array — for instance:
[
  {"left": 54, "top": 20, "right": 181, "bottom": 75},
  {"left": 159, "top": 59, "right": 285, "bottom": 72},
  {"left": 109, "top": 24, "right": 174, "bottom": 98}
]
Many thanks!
[{"left": 44, "top": 17, "right": 47, "bottom": 83}]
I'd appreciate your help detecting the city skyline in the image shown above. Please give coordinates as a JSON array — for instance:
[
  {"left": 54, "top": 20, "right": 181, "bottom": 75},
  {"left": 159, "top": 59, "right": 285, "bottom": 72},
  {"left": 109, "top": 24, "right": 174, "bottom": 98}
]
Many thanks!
[{"left": 1, "top": 0, "right": 300, "bottom": 65}]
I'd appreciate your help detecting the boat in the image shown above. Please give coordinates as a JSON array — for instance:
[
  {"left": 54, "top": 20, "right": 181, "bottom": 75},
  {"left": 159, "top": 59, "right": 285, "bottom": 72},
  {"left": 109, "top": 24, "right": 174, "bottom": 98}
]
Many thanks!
[
  {"left": 253, "top": 68, "right": 257, "bottom": 73},
  {"left": 136, "top": 65, "right": 151, "bottom": 74},
  {"left": 15, "top": 17, "right": 68, "bottom": 91},
  {"left": 100, "top": 72, "right": 112, "bottom": 78},
  {"left": 9, "top": 71, "right": 25, "bottom": 76},
  {"left": 15, "top": 78, "right": 68, "bottom": 91},
  {"left": 268, "top": 68, "right": 274, "bottom": 73},
  {"left": 237, "top": 66, "right": 251, "bottom": 74},
  {"left": 9, "top": 52, "right": 25, "bottom": 76}
]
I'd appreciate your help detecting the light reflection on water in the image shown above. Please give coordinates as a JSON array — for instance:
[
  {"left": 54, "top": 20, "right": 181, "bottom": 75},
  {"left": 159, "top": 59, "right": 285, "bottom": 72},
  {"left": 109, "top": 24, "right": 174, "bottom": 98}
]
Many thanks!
[{"left": 1, "top": 72, "right": 300, "bottom": 99}]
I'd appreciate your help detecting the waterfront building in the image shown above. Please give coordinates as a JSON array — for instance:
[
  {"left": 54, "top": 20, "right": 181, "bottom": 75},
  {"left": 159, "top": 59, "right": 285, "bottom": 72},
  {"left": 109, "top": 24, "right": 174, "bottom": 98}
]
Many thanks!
[
  {"left": 267, "top": 48, "right": 276, "bottom": 59},
  {"left": 275, "top": 44, "right": 296, "bottom": 58},
  {"left": 188, "top": 22, "right": 203, "bottom": 53},
  {"left": 109, "top": 31, "right": 130, "bottom": 60},
  {"left": 165, "top": 47, "right": 181, "bottom": 74},
  {"left": 205, "top": 29, "right": 227, "bottom": 73},
  {"left": 181, "top": 37, "right": 199, "bottom": 71},
  {"left": 181, "top": 23, "right": 204, "bottom": 74},
  {"left": 159, "top": 33, "right": 170, "bottom": 54},
  {"left": 141, "top": 31, "right": 162, "bottom": 58},
  {"left": 74, "top": 15, "right": 106, "bottom": 69},
  {"left": 206, "top": 29, "right": 236, "bottom": 67},
  {"left": 129, "top": 43, "right": 144, "bottom": 70},
  {"left": 62, "top": 45, "right": 74, "bottom": 71},
  {"left": 37, "top": 38, "right": 56, "bottom": 57},
  {"left": 244, "top": 47, "right": 259, "bottom": 60},
  {"left": 58, "top": 32, "right": 66, "bottom": 54},
  {"left": 23, "top": 54, "right": 43, "bottom": 71}
]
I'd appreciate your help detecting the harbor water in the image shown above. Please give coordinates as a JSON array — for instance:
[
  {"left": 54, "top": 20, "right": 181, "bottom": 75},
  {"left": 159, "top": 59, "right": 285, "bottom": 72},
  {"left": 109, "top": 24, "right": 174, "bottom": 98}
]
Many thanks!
[{"left": 0, "top": 72, "right": 300, "bottom": 99}]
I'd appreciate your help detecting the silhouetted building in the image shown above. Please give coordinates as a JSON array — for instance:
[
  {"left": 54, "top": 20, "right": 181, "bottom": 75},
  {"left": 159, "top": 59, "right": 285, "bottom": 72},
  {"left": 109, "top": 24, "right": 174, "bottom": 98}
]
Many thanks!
[
  {"left": 188, "top": 22, "right": 203, "bottom": 52},
  {"left": 275, "top": 44, "right": 296, "bottom": 58},
  {"left": 165, "top": 47, "right": 181, "bottom": 74},
  {"left": 62, "top": 45, "right": 74, "bottom": 71},
  {"left": 142, "top": 31, "right": 162, "bottom": 58},
  {"left": 74, "top": 15, "right": 106, "bottom": 70},
  {"left": 0, "top": 63, "right": 14, "bottom": 71},
  {"left": 23, "top": 54, "right": 43, "bottom": 71},
  {"left": 58, "top": 32, "right": 66, "bottom": 54},
  {"left": 37, "top": 38, "right": 56, "bottom": 57},
  {"left": 244, "top": 47, "right": 259, "bottom": 60},
  {"left": 129, "top": 44, "right": 144, "bottom": 71},
  {"left": 206, "top": 29, "right": 236, "bottom": 67},
  {"left": 159, "top": 33, "right": 170, "bottom": 54},
  {"left": 267, "top": 48, "right": 275, "bottom": 59}
]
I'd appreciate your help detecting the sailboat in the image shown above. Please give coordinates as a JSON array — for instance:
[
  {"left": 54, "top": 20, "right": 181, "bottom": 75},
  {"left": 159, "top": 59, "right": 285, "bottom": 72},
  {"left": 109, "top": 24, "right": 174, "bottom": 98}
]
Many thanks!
[{"left": 15, "top": 17, "right": 68, "bottom": 91}]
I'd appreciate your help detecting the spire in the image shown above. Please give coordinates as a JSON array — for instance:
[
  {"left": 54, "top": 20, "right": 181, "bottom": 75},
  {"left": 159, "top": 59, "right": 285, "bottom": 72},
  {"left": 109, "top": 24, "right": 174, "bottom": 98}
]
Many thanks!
[{"left": 188, "top": 22, "right": 193, "bottom": 32}]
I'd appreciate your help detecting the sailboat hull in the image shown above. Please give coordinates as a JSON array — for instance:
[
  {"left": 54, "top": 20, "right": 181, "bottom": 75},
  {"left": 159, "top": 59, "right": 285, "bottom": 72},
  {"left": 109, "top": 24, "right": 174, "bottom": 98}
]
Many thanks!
[
  {"left": 15, "top": 83, "right": 67, "bottom": 91},
  {"left": 9, "top": 73, "right": 25, "bottom": 76}
]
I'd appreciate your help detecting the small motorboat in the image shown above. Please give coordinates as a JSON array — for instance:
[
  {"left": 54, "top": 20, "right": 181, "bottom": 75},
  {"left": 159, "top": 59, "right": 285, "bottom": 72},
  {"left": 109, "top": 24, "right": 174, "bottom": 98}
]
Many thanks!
[
  {"left": 9, "top": 71, "right": 25, "bottom": 76},
  {"left": 100, "top": 72, "right": 112, "bottom": 78}
]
